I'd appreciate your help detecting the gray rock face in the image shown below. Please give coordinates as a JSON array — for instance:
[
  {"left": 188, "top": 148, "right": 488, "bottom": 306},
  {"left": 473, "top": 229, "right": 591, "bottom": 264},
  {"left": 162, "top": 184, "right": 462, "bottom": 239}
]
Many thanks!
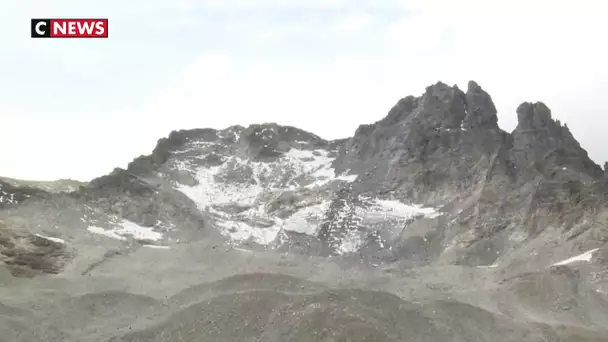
[
  {"left": 0, "top": 180, "right": 48, "bottom": 208},
  {"left": 1, "top": 80, "right": 608, "bottom": 341},
  {"left": 463, "top": 81, "right": 499, "bottom": 130},
  {"left": 236, "top": 123, "right": 327, "bottom": 161},
  {"left": 332, "top": 81, "right": 512, "bottom": 204},
  {"left": 512, "top": 102, "right": 602, "bottom": 179}
]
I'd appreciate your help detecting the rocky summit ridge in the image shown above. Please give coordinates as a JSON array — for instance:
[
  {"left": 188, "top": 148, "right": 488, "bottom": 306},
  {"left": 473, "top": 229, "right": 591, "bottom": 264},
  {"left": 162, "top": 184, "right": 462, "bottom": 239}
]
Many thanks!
[{"left": 1, "top": 81, "right": 608, "bottom": 341}]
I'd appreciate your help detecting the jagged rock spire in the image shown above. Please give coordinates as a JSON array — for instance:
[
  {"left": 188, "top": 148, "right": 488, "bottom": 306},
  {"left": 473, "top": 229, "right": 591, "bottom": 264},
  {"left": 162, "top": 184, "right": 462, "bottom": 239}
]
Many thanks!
[
  {"left": 463, "top": 81, "right": 499, "bottom": 130},
  {"left": 511, "top": 102, "right": 602, "bottom": 178},
  {"left": 418, "top": 81, "right": 466, "bottom": 129}
]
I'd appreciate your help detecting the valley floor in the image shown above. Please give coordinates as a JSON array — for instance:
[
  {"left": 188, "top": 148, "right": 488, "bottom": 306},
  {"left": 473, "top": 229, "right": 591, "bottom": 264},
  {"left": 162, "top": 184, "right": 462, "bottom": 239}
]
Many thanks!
[{"left": 1, "top": 234, "right": 607, "bottom": 342}]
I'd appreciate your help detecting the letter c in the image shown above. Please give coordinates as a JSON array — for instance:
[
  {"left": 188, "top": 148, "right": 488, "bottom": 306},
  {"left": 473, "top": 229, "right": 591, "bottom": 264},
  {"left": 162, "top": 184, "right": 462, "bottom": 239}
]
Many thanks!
[{"left": 35, "top": 21, "right": 47, "bottom": 35}]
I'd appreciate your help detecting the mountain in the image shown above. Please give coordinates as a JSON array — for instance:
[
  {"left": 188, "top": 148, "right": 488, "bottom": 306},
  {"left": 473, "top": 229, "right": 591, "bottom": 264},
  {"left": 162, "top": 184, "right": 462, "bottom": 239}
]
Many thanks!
[
  {"left": 0, "top": 177, "right": 85, "bottom": 194},
  {"left": 1, "top": 81, "right": 607, "bottom": 341}
]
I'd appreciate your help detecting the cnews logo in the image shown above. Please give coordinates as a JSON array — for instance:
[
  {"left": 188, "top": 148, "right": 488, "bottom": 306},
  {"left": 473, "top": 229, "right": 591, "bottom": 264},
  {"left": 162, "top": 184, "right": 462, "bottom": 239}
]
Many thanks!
[{"left": 31, "top": 19, "right": 108, "bottom": 38}]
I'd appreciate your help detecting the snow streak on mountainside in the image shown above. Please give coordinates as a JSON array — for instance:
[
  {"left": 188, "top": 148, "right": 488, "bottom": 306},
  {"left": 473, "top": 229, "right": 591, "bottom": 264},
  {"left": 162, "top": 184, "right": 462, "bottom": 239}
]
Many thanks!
[{"left": 87, "top": 219, "right": 163, "bottom": 242}]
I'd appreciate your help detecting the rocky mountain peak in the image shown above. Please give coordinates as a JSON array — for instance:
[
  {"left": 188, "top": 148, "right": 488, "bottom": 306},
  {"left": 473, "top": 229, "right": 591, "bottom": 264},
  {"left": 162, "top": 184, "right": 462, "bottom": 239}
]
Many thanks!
[
  {"left": 514, "top": 101, "right": 578, "bottom": 144},
  {"left": 416, "top": 81, "right": 466, "bottom": 129},
  {"left": 333, "top": 81, "right": 513, "bottom": 201},
  {"left": 127, "top": 123, "right": 333, "bottom": 176},
  {"left": 237, "top": 123, "right": 328, "bottom": 160},
  {"left": 516, "top": 102, "right": 553, "bottom": 129},
  {"left": 127, "top": 127, "right": 240, "bottom": 175},
  {"left": 377, "top": 80, "right": 500, "bottom": 133},
  {"left": 512, "top": 102, "right": 602, "bottom": 178},
  {"left": 463, "top": 80, "right": 499, "bottom": 130}
]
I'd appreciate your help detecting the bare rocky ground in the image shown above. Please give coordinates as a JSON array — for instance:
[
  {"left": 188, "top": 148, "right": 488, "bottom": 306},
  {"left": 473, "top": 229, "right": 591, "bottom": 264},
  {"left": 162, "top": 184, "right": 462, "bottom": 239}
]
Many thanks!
[
  {"left": 1, "top": 238, "right": 607, "bottom": 341},
  {"left": 1, "top": 81, "right": 608, "bottom": 341}
]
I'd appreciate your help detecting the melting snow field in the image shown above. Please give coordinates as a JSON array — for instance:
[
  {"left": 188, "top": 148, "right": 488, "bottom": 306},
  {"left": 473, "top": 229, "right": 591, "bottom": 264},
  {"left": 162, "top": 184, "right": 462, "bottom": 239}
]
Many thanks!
[
  {"left": 87, "top": 220, "right": 163, "bottom": 242},
  {"left": 551, "top": 248, "right": 599, "bottom": 267},
  {"left": 209, "top": 197, "right": 440, "bottom": 253},
  {"left": 211, "top": 201, "right": 331, "bottom": 245},
  {"left": 173, "top": 146, "right": 441, "bottom": 253},
  {"left": 176, "top": 148, "right": 358, "bottom": 210}
]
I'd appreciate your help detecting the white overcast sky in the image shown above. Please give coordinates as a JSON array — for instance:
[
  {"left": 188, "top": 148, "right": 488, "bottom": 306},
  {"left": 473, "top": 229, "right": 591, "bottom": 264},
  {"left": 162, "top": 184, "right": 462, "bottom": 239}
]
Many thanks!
[{"left": 0, "top": 0, "right": 606, "bottom": 181}]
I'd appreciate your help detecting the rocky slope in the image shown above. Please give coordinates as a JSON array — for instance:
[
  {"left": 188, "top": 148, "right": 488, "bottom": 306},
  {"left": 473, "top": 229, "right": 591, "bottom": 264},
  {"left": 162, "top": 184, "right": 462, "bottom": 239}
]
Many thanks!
[{"left": 0, "top": 81, "right": 607, "bottom": 341}]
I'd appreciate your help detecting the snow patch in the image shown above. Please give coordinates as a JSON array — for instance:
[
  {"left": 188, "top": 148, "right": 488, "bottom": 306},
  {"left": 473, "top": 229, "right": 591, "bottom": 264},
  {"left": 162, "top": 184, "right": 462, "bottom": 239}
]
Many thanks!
[
  {"left": 35, "top": 234, "right": 65, "bottom": 244},
  {"left": 336, "top": 174, "right": 358, "bottom": 182},
  {"left": 212, "top": 198, "right": 440, "bottom": 250},
  {"left": 176, "top": 162, "right": 261, "bottom": 210},
  {"left": 116, "top": 220, "right": 163, "bottom": 241},
  {"left": 366, "top": 200, "right": 441, "bottom": 221},
  {"left": 176, "top": 148, "right": 355, "bottom": 211},
  {"left": 87, "top": 226, "right": 127, "bottom": 241},
  {"left": 551, "top": 248, "right": 599, "bottom": 267},
  {"left": 279, "top": 202, "right": 330, "bottom": 235},
  {"left": 337, "top": 229, "right": 363, "bottom": 254},
  {"left": 143, "top": 245, "right": 170, "bottom": 249},
  {"left": 86, "top": 220, "right": 163, "bottom": 242},
  {"left": 216, "top": 201, "right": 328, "bottom": 244},
  {"left": 216, "top": 220, "right": 280, "bottom": 245}
]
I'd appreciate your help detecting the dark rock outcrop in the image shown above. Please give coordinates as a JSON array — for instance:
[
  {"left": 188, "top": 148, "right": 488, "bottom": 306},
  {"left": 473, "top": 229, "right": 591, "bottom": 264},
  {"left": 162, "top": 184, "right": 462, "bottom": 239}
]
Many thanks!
[
  {"left": 0, "top": 221, "right": 70, "bottom": 278},
  {"left": 127, "top": 128, "right": 233, "bottom": 175},
  {"left": 237, "top": 123, "right": 327, "bottom": 161},
  {"left": 0, "top": 180, "right": 48, "bottom": 208},
  {"left": 332, "top": 81, "right": 512, "bottom": 202},
  {"left": 329, "top": 80, "right": 604, "bottom": 265},
  {"left": 511, "top": 102, "right": 602, "bottom": 179},
  {"left": 463, "top": 81, "right": 499, "bottom": 131},
  {"left": 77, "top": 168, "right": 207, "bottom": 232}
]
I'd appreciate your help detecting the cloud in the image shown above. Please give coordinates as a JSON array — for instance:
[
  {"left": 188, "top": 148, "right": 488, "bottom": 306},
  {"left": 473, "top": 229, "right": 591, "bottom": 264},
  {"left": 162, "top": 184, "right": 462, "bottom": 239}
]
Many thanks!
[
  {"left": 144, "top": 52, "right": 410, "bottom": 142},
  {"left": 331, "top": 12, "right": 376, "bottom": 33},
  {"left": 174, "top": 0, "right": 347, "bottom": 10}
]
